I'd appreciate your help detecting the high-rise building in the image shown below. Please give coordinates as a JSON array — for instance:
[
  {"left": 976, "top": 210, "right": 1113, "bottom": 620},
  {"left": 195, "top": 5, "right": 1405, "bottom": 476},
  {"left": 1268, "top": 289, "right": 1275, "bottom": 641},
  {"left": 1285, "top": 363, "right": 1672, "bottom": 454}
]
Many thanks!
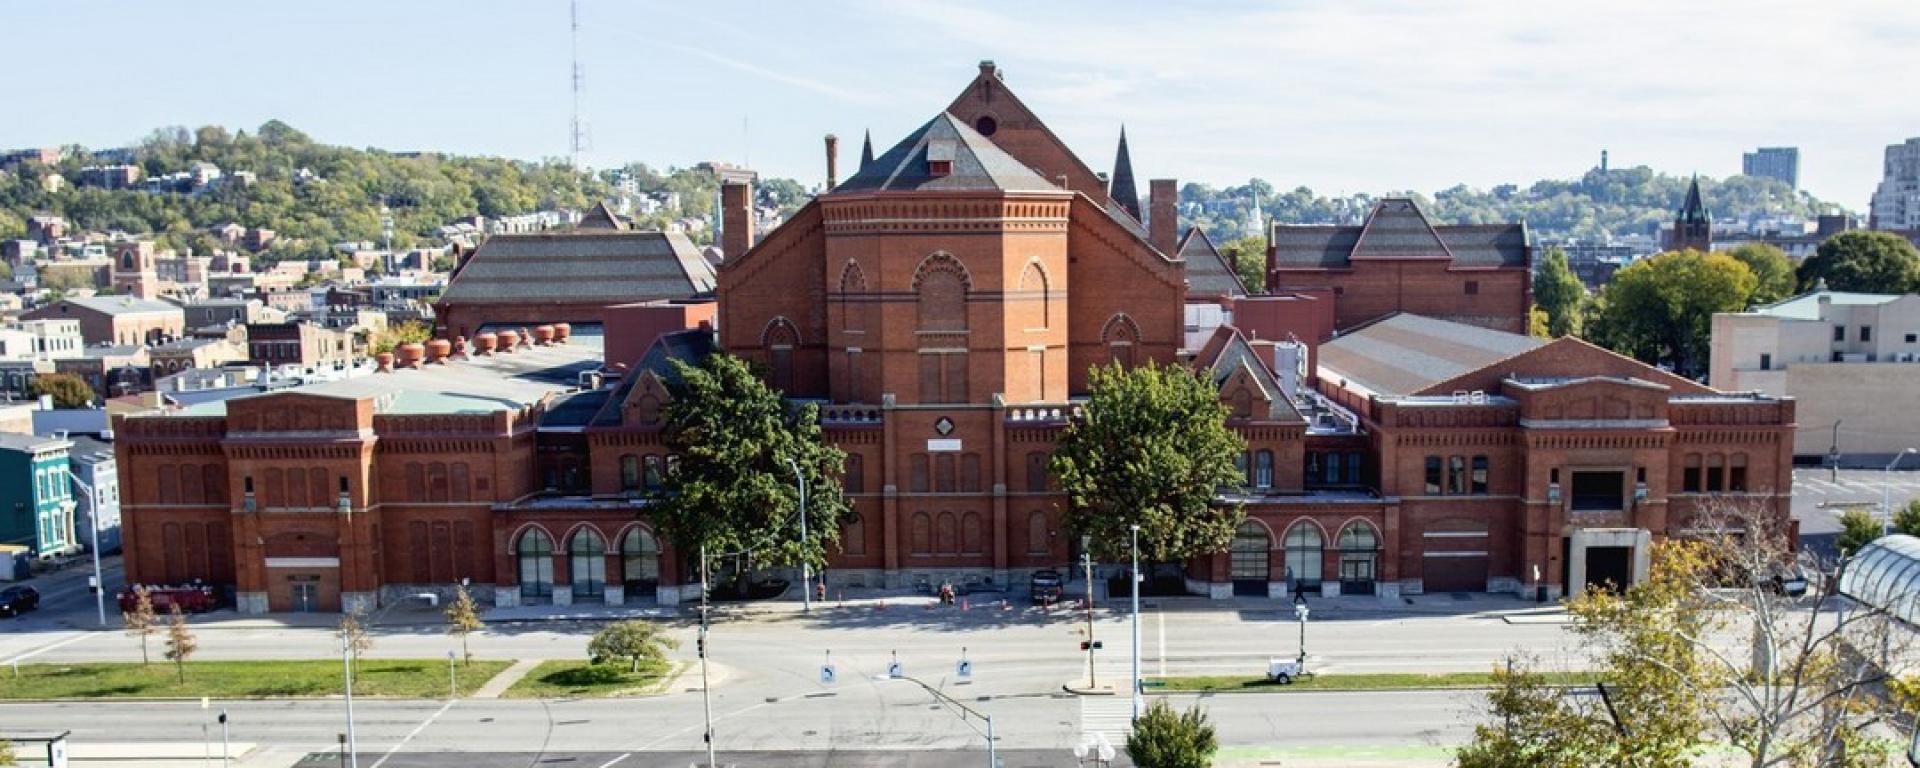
[
  {"left": 1742, "top": 146, "right": 1799, "bottom": 189},
  {"left": 1870, "top": 138, "right": 1920, "bottom": 231}
]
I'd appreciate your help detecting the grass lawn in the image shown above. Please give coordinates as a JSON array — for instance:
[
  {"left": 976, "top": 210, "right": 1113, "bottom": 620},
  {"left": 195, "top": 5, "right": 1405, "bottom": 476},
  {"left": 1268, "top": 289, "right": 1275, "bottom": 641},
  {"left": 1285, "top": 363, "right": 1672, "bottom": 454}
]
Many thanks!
[
  {"left": 502, "top": 660, "right": 681, "bottom": 699},
  {"left": 0, "top": 659, "right": 513, "bottom": 700},
  {"left": 1148, "top": 670, "right": 1599, "bottom": 693}
]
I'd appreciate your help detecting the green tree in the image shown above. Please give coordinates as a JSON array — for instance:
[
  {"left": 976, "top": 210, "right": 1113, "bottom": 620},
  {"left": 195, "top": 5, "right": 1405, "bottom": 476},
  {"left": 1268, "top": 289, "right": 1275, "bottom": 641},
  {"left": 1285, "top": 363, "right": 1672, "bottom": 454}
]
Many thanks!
[
  {"left": 1126, "top": 700, "right": 1218, "bottom": 768},
  {"left": 1835, "top": 508, "right": 1881, "bottom": 557},
  {"left": 30, "top": 372, "right": 96, "bottom": 408},
  {"left": 1527, "top": 306, "right": 1551, "bottom": 338},
  {"left": 1724, "top": 242, "right": 1797, "bottom": 306},
  {"left": 1797, "top": 230, "right": 1920, "bottom": 294},
  {"left": 444, "top": 584, "right": 484, "bottom": 663},
  {"left": 163, "top": 604, "right": 197, "bottom": 683},
  {"left": 1531, "top": 247, "right": 1586, "bottom": 337},
  {"left": 368, "top": 319, "right": 432, "bottom": 356},
  {"left": 1051, "top": 362, "right": 1246, "bottom": 562},
  {"left": 587, "top": 619, "right": 679, "bottom": 673},
  {"left": 652, "top": 353, "right": 849, "bottom": 581},
  {"left": 1454, "top": 656, "right": 1606, "bottom": 768},
  {"left": 1216, "top": 235, "right": 1266, "bottom": 293},
  {"left": 0, "top": 736, "right": 14, "bottom": 766},
  {"left": 124, "top": 585, "right": 157, "bottom": 664},
  {"left": 1893, "top": 499, "right": 1920, "bottom": 538},
  {"left": 1588, "top": 250, "right": 1757, "bottom": 377}
]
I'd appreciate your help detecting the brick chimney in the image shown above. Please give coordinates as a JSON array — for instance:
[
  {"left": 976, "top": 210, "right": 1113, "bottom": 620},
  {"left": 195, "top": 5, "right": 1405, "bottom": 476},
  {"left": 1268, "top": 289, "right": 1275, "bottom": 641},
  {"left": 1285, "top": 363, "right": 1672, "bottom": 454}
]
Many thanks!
[
  {"left": 721, "top": 180, "right": 754, "bottom": 260},
  {"left": 824, "top": 134, "right": 839, "bottom": 190},
  {"left": 1149, "top": 178, "right": 1178, "bottom": 255}
]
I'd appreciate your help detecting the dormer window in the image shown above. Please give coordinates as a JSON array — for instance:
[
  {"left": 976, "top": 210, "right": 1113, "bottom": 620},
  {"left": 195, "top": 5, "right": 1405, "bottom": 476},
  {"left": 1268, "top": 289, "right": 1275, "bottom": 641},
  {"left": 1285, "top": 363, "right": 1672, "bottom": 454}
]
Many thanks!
[
  {"left": 928, "top": 160, "right": 952, "bottom": 177},
  {"left": 927, "top": 140, "right": 956, "bottom": 178}
]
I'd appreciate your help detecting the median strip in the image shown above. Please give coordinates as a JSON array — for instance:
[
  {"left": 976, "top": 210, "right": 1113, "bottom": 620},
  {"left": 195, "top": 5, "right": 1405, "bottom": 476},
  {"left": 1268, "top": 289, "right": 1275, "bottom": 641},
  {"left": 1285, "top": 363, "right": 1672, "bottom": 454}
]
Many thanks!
[
  {"left": 0, "top": 659, "right": 512, "bottom": 700},
  {"left": 1146, "top": 671, "right": 1599, "bottom": 693}
]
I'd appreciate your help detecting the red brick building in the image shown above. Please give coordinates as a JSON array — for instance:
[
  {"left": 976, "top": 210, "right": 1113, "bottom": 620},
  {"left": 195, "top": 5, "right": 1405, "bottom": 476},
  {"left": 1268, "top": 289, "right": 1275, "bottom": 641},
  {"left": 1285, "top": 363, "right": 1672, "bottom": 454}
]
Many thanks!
[{"left": 112, "top": 63, "right": 1794, "bottom": 613}]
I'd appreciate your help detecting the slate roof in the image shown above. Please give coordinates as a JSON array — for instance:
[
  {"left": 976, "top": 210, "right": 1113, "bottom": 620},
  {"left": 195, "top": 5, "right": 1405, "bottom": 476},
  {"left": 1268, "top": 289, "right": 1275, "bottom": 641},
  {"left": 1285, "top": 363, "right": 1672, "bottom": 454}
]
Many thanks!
[
  {"left": 1271, "top": 198, "right": 1527, "bottom": 269},
  {"left": 835, "top": 113, "right": 1059, "bottom": 194},
  {"left": 438, "top": 229, "right": 715, "bottom": 305},
  {"left": 1108, "top": 128, "right": 1141, "bottom": 222},
  {"left": 56, "top": 296, "right": 181, "bottom": 316},
  {"left": 590, "top": 328, "right": 715, "bottom": 427},
  {"left": 1317, "top": 313, "right": 1543, "bottom": 397},
  {"left": 1177, "top": 227, "right": 1248, "bottom": 298},
  {"left": 1193, "top": 325, "right": 1304, "bottom": 423}
]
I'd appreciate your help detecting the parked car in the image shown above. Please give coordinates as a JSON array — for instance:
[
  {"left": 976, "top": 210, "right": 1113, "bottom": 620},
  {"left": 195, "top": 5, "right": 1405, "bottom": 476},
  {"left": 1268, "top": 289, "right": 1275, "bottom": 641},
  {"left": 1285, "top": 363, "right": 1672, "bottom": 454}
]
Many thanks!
[
  {"left": 1766, "top": 565, "right": 1810, "bottom": 598},
  {"left": 118, "top": 583, "right": 220, "bottom": 614},
  {"left": 1030, "top": 569, "right": 1064, "bottom": 605},
  {"left": 0, "top": 585, "right": 40, "bottom": 617}
]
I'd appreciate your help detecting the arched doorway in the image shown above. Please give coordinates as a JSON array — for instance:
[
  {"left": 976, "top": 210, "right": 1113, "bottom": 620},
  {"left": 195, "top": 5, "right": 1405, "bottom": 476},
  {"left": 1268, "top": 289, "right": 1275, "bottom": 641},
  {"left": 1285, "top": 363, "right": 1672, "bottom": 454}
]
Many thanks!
[
  {"left": 569, "top": 528, "right": 607, "bottom": 603},
  {"left": 1338, "top": 521, "right": 1380, "bottom": 595},
  {"left": 1230, "top": 522, "right": 1271, "bottom": 597},
  {"left": 621, "top": 528, "right": 660, "bottom": 600},
  {"left": 1283, "top": 523, "right": 1323, "bottom": 593},
  {"left": 516, "top": 528, "right": 554, "bottom": 603}
]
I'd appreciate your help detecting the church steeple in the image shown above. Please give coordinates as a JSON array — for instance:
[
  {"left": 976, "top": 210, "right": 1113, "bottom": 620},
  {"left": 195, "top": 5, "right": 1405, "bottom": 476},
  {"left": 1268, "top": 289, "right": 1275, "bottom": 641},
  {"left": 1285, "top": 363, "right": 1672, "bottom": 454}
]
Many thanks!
[
  {"left": 1109, "top": 126, "right": 1142, "bottom": 221},
  {"left": 1669, "top": 174, "right": 1713, "bottom": 252},
  {"left": 859, "top": 130, "right": 874, "bottom": 171}
]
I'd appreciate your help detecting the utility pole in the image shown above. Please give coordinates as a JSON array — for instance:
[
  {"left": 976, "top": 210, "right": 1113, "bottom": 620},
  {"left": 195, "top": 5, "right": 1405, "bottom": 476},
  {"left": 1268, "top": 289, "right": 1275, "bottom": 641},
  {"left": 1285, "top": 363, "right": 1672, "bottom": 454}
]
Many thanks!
[
  {"left": 1082, "top": 537, "right": 1096, "bottom": 689},
  {"left": 568, "top": 0, "right": 589, "bottom": 168},
  {"left": 1130, "top": 524, "right": 1141, "bottom": 721},
  {"left": 787, "top": 457, "right": 810, "bottom": 613},
  {"left": 699, "top": 546, "right": 716, "bottom": 768},
  {"left": 342, "top": 631, "right": 358, "bottom": 768}
]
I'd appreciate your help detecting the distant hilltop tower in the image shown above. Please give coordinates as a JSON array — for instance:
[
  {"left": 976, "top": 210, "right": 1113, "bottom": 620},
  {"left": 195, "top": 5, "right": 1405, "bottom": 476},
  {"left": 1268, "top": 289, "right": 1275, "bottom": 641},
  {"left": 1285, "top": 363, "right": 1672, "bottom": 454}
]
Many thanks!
[
  {"left": 1245, "top": 180, "right": 1264, "bottom": 239},
  {"left": 1600, "top": 149, "right": 1609, "bottom": 173}
]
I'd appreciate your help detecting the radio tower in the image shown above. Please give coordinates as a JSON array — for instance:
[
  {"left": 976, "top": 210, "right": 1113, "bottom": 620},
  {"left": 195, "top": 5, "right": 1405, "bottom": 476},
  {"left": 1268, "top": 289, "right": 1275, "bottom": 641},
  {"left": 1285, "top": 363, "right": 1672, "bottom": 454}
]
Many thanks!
[{"left": 569, "top": 0, "right": 590, "bottom": 168}]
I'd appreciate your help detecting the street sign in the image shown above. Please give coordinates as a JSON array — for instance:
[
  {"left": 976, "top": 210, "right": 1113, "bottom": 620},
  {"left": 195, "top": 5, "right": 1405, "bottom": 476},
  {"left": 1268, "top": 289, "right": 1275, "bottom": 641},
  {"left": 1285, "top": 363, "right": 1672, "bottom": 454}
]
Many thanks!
[
  {"left": 887, "top": 661, "right": 904, "bottom": 679},
  {"left": 956, "top": 659, "right": 972, "bottom": 679},
  {"left": 819, "top": 664, "right": 837, "bottom": 685}
]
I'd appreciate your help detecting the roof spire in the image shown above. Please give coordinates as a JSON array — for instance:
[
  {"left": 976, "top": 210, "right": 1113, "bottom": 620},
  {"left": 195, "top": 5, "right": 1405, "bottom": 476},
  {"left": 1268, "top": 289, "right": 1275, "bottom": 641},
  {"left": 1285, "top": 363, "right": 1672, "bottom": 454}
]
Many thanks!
[
  {"left": 860, "top": 130, "right": 874, "bottom": 170},
  {"left": 1109, "top": 125, "right": 1142, "bottom": 221},
  {"left": 1681, "top": 174, "right": 1708, "bottom": 223}
]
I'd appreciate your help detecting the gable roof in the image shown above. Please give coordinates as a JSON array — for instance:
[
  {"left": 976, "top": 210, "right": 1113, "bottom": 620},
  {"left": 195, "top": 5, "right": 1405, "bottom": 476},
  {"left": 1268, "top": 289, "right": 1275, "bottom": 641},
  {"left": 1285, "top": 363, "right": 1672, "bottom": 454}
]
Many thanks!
[
  {"left": 1271, "top": 198, "right": 1527, "bottom": 270},
  {"left": 1108, "top": 127, "right": 1141, "bottom": 222},
  {"left": 1415, "top": 335, "right": 1715, "bottom": 397},
  {"left": 591, "top": 328, "right": 714, "bottom": 427},
  {"left": 438, "top": 229, "right": 715, "bottom": 305},
  {"left": 942, "top": 62, "right": 1107, "bottom": 201},
  {"left": 1177, "top": 227, "right": 1248, "bottom": 298},
  {"left": 834, "top": 113, "right": 1059, "bottom": 194},
  {"left": 1194, "top": 324, "right": 1304, "bottom": 423},
  {"left": 1317, "top": 314, "right": 1544, "bottom": 397}
]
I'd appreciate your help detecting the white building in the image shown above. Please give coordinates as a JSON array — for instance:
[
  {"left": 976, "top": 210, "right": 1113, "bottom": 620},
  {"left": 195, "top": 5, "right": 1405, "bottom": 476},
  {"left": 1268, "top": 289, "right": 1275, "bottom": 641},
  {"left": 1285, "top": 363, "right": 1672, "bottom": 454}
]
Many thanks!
[
  {"left": 1711, "top": 287, "right": 1920, "bottom": 463},
  {"left": 1870, "top": 137, "right": 1920, "bottom": 230}
]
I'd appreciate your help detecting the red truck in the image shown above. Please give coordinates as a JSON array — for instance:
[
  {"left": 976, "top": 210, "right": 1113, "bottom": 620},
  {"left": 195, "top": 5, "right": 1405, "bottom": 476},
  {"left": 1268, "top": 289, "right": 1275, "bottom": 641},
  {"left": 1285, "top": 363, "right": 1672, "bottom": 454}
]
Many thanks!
[{"left": 118, "top": 583, "right": 220, "bottom": 614}]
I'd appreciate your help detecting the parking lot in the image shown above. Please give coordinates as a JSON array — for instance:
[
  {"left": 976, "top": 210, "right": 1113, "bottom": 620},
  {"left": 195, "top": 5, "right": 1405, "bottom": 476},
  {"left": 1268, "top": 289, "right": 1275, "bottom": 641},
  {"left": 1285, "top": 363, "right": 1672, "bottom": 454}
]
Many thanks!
[{"left": 1793, "top": 468, "right": 1920, "bottom": 550}]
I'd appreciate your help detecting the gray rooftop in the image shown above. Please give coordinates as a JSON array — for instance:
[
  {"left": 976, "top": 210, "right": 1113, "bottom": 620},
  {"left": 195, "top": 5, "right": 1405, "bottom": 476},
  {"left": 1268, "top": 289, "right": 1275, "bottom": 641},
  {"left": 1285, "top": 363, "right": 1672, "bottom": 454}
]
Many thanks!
[
  {"left": 1177, "top": 227, "right": 1248, "bottom": 298},
  {"left": 835, "top": 113, "right": 1061, "bottom": 195},
  {"left": 1751, "top": 290, "right": 1910, "bottom": 321},
  {"left": 1318, "top": 314, "right": 1543, "bottom": 397},
  {"left": 0, "top": 432, "right": 71, "bottom": 453},
  {"left": 1271, "top": 198, "right": 1527, "bottom": 270},
  {"left": 50, "top": 296, "right": 182, "bottom": 316},
  {"left": 437, "top": 229, "right": 715, "bottom": 305}
]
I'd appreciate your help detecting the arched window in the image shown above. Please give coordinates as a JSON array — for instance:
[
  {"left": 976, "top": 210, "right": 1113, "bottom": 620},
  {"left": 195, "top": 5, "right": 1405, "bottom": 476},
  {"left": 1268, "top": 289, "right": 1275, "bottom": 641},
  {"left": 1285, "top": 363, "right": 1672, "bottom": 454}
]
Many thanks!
[
  {"left": 1019, "top": 261, "right": 1049, "bottom": 329},
  {"left": 620, "top": 455, "right": 640, "bottom": 492},
  {"left": 843, "top": 514, "right": 867, "bottom": 556},
  {"left": 1102, "top": 314, "right": 1140, "bottom": 369},
  {"left": 569, "top": 528, "right": 606, "bottom": 602},
  {"left": 910, "top": 512, "right": 932, "bottom": 555},
  {"left": 763, "top": 318, "right": 800, "bottom": 394},
  {"left": 1026, "top": 511, "right": 1050, "bottom": 555},
  {"left": 1230, "top": 522, "right": 1271, "bottom": 593},
  {"left": 839, "top": 260, "right": 868, "bottom": 333},
  {"left": 915, "top": 254, "right": 969, "bottom": 332},
  {"left": 960, "top": 512, "right": 984, "bottom": 554},
  {"left": 935, "top": 512, "right": 958, "bottom": 554},
  {"left": 1337, "top": 521, "right": 1379, "bottom": 594},
  {"left": 1283, "top": 523, "right": 1323, "bottom": 589},
  {"left": 620, "top": 528, "right": 659, "bottom": 593},
  {"left": 516, "top": 528, "right": 554, "bottom": 601}
]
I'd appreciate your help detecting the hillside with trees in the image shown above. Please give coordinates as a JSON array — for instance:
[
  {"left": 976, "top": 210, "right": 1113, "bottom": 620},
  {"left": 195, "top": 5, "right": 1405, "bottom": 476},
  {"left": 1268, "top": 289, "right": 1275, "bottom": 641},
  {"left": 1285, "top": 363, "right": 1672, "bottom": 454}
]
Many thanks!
[
  {"left": 0, "top": 121, "right": 810, "bottom": 263},
  {"left": 1180, "top": 167, "right": 1848, "bottom": 242}
]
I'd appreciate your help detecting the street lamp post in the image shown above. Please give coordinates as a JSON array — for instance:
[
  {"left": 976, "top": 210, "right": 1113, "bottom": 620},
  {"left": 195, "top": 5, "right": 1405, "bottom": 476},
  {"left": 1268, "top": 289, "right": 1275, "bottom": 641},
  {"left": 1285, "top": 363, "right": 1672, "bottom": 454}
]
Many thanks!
[
  {"left": 1081, "top": 537, "right": 1096, "bottom": 689},
  {"left": 63, "top": 467, "right": 105, "bottom": 627},
  {"left": 786, "top": 457, "right": 810, "bottom": 614},
  {"left": 1129, "top": 524, "right": 1141, "bottom": 721},
  {"left": 218, "top": 709, "right": 229, "bottom": 767},
  {"left": 1885, "top": 448, "right": 1918, "bottom": 536},
  {"left": 883, "top": 673, "right": 997, "bottom": 768},
  {"left": 699, "top": 545, "right": 716, "bottom": 768},
  {"left": 1293, "top": 595, "right": 1311, "bottom": 667},
  {"left": 341, "top": 631, "right": 358, "bottom": 768}
]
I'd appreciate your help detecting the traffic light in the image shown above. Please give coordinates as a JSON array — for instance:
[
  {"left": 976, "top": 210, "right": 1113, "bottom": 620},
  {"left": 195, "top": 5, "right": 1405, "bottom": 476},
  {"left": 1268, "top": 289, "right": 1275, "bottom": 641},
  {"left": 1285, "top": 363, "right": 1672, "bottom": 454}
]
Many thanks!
[
  {"left": 696, "top": 635, "right": 706, "bottom": 658},
  {"left": 1079, "top": 640, "right": 1103, "bottom": 651}
]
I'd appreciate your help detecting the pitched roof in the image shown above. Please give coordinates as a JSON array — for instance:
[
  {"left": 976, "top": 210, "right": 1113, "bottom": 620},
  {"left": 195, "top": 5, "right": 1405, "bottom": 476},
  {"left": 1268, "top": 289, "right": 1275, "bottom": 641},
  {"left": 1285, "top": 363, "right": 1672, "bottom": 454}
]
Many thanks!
[
  {"left": 1317, "top": 314, "right": 1544, "bottom": 397},
  {"left": 591, "top": 328, "right": 714, "bottom": 427},
  {"left": 859, "top": 130, "right": 874, "bottom": 170},
  {"left": 1177, "top": 227, "right": 1248, "bottom": 298},
  {"left": 1271, "top": 198, "right": 1527, "bottom": 269},
  {"left": 1679, "top": 176, "right": 1709, "bottom": 223},
  {"left": 56, "top": 296, "right": 181, "bottom": 316},
  {"left": 438, "top": 229, "right": 715, "bottom": 305},
  {"left": 834, "top": 113, "right": 1059, "bottom": 194},
  {"left": 1108, "top": 127, "right": 1141, "bottom": 222},
  {"left": 1194, "top": 325, "right": 1304, "bottom": 423}
]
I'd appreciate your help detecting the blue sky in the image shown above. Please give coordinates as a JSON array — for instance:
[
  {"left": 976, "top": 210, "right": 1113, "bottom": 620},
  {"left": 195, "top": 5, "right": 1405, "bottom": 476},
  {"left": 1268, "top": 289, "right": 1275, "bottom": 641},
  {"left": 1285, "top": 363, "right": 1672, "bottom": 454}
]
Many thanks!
[{"left": 7, "top": 1, "right": 1918, "bottom": 208}]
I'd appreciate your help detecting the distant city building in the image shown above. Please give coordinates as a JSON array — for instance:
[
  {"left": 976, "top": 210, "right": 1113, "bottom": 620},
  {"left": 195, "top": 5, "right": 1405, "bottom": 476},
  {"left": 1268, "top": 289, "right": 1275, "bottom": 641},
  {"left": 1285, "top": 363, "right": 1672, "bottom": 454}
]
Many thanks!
[
  {"left": 22, "top": 296, "right": 184, "bottom": 347},
  {"left": 1665, "top": 176, "right": 1713, "bottom": 252},
  {"left": 1870, "top": 137, "right": 1920, "bottom": 230},
  {"left": 1712, "top": 214, "right": 1855, "bottom": 261},
  {"left": 1712, "top": 287, "right": 1920, "bottom": 464},
  {"left": 0, "top": 433, "right": 75, "bottom": 557},
  {"left": 1742, "top": 147, "right": 1799, "bottom": 189},
  {"left": 66, "top": 436, "right": 120, "bottom": 555}
]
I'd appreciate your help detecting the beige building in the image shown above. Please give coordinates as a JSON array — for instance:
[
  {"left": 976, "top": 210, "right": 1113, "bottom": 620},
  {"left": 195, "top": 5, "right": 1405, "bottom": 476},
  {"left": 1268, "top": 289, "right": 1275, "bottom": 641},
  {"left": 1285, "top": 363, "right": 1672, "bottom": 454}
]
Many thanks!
[{"left": 1712, "top": 288, "right": 1920, "bottom": 463}]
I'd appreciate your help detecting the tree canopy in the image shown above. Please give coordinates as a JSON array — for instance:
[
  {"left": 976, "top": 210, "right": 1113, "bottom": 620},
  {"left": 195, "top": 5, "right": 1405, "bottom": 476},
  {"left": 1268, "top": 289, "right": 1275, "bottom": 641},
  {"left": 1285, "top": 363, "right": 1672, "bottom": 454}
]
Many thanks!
[
  {"left": 30, "top": 372, "right": 95, "bottom": 408},
  {"left": 1586, "top": 249, "right": 1757, "bottom": 378},
  {"left": 1724, "top": 242, "right": 1798, "bottom": 306},
  {"left": 1216, "top": 235, "right": 1267, "bottom": 293},
  {"left": 652, "top": 353, "right": 849, "bottom": 572},
  {"left": 1796, "top": 230, "right": 1920, "bottom": 294},
  {"left": 1532, "top": 247, "right": 1586, "bottom": 337},
  {"left": 587, "top": 619, "right": 679, "bottom": 673},
  {"left": 1051, "top": 361, "right": 1246, "bottom": 562}
]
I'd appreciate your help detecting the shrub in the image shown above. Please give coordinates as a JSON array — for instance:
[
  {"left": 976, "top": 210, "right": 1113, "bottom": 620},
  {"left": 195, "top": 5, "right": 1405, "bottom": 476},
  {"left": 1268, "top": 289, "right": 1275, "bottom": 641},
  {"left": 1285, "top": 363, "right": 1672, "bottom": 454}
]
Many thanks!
[{"left": 1126, "top": 700, "right": 1218, "bottom": 768}]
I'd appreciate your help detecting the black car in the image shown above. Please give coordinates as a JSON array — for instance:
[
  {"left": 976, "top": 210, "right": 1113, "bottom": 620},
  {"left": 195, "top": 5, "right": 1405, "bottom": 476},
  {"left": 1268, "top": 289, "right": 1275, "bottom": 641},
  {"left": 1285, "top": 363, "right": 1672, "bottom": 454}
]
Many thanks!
[
  {"left": 1030, "top": 569, "right": 1064, "bottom": 605},
  {"left": 0, "top": 585, "right": 39, "bottom": 617}
]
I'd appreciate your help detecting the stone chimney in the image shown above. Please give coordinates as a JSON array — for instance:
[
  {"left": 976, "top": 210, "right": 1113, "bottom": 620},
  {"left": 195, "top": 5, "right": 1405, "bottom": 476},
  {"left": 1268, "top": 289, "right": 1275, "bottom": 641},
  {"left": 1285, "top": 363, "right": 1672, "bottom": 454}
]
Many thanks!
[
  {"left": 721, "top": 180, "right": 754, "bottom": 261},
  {"left": 1149, "top": 178, "right": 1178, "bottom": 255},
  {"left": 824, "top": 134, "right": 839, "bottom": 190}
]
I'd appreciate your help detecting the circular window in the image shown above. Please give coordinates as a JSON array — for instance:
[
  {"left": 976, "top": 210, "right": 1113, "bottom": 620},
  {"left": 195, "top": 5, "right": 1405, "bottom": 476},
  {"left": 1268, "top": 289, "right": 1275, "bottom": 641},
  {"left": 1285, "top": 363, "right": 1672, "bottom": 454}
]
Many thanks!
[{"left": 973, "top": 116, "right": 998, "bottom": 137}]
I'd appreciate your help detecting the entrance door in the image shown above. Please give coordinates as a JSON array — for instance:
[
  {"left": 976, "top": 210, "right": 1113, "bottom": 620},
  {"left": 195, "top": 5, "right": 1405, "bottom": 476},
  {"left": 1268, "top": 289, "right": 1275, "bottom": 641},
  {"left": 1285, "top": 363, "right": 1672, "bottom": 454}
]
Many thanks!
[
  {"left": 291, "top": 582, "right": 318, "bottom": 613},
  {"left": 1230, "top": 523, "right": 1271, "bottom": 597},
  {"left": 1585, "top": 546, "right": 1632, "bottom": 593}
]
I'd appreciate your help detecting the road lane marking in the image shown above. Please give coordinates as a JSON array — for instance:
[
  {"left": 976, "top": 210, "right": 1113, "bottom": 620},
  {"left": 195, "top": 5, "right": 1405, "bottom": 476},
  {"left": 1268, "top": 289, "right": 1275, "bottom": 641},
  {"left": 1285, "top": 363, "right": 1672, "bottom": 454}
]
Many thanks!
[
  {"left": 597, "top": 754, "right": 632, "bottom": 768},
  {"left": 3, "top": 632, "right": 95, "bottom": 665},
  {"left": 369, "top": 699, "right": 457, "bottom": 768}
]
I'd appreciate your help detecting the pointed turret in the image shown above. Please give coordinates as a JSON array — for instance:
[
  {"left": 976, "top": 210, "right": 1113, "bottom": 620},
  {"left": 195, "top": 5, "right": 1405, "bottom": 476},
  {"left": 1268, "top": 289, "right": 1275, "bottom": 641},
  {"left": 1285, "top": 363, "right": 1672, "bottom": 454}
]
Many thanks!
[
  {"left": 860, "top": 130, "right": 874, "bottom": 171},
  {"left": 1669, "top": 175, "right": 1712, "bottom": 252},
  {"left": 1109, "top": 126, "right": 1142, "bottom": 222},
  {"left": 1679, "top": 175, "right": 1708, "bottom": 223}
]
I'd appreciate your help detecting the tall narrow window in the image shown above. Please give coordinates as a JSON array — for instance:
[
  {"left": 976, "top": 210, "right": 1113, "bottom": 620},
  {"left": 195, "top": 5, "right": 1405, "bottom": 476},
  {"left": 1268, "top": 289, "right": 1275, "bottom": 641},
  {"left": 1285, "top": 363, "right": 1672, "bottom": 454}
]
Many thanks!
[
  {"left": 1729, "top": 454, "right": 1749, "bottom": 492},
  {"left": 1683, "top": 454, "right": 1702, "bottom": 492},
  {"left": 1027, "top": 452, "right": 1049, "bottom": 493},
  {"left": 1448, "top": 456, "right": 1467, "bottom": 495},
  {"left": 643, "top": 456, "right": 664, "bottom": 490},
  {"left": 1471, "top": 456, "right": 1489, "bottom": 495},
  {"left": 1706, "top": 454, "right": 1726, "bottom": 492},
  {"left": 1425, "top": 456, "right": 1443, "bottom": 495},
  {"left": 1255, "top": 450, "right": 1274, "bottom": 489},
  {"left": 844, "top": 454, "right": 865, "bottom": 494},
  {"left": 620, "top": 455, "right": 640, "bottom": 492},
  {"left": 910, "top": 454, "right": 929, "bottom": 493}
]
